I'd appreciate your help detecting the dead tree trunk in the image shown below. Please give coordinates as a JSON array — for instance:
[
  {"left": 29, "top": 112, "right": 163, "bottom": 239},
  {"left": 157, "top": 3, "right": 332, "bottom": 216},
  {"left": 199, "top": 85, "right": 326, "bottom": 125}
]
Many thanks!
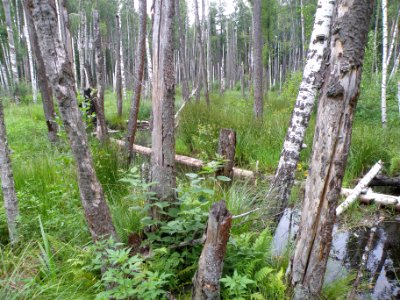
[
  {"left": 216, "top": 129, "right": 236, "bottom": 180},
  {"left": 192, "top": 200, "right": 232, "bottom": 300},
  {"left": 176, "top": 0, "right": 189, "bottom": 102},
  {"left": 288, "top": 1, "right": 373, "bottom": 298},
  {"left": 22, "top": 0, "right": 58, "bottom": 143},
  {"left": 126, "top": 0, "right": 146, "bottom": 164},
  {"left": 149, "top": 0, "right": 176, "bottom": 221},
  {"left": 252, "top": 0, "right": 263, "bottom": 119},
  {"left": 115, "top": 14, "right": 123, "bottom": 117},
  {"left": 268, "top": 0, "right": 336, "bottom": 218},
  {"left": 27, "top": 0, "right": 118, "bottom": 241},
  {"left": 93, "top": 10, "right": 108, "bottom": 142},
  {"left": 0, "top": 99, "right": 19, "bottom": 245}
]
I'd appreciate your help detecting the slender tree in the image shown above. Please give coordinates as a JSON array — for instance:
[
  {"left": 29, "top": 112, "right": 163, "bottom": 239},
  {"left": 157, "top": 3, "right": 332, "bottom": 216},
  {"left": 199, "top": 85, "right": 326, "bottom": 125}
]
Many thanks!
[
  {"left": 176, "top": 0, "right": 189, "bottom": 102},
  {"left": 289, "top": 1, "right": 373, "bottom": 298},
  {"left": 26, "top": 0, "right": 117, "bottom": 241},
  {"left": 268, "top": 0, "right": 336, "bottom": 216},
  {"left": 93, "top": 10, "right": 108, "bottom": 142},
  {"left": 22, "top": 0, "right": 58, "bottom": 143},
  {"left": 149, "top": 0, "right": 176, "bottom": 221},
  {"left": 252, "top": 0, "right": 263, "bottom": 118},
  {"left": 381, "top": 0, "right": 388, "bottom": 127},
  {"left": 0, "top": 98, "right": 19, "bottom": 245},
  {"left": 115, "top": 13, "right": 123, "bottom": 117},
  {"left": 126, "top": 0, "right": 146, "bottom": 164}
]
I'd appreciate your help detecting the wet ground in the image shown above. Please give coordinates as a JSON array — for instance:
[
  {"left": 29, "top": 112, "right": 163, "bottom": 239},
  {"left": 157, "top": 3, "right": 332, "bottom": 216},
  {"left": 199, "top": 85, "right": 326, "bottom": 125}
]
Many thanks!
[{"left": 273, "top": 209, "right": 400, "bottom": 299}]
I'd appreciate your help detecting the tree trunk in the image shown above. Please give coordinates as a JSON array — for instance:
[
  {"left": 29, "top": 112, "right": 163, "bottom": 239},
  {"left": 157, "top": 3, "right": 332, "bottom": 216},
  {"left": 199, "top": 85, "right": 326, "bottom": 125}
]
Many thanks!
[
  {"left": 288, "top": 1, "right": 373, "bottom": 298},
  {"left": 300, "top": 0, "right": 306, "bottom": 62},
  {"left": 115, "top": 14, "right": 123, "bottom": 117},
  {"left": 117, "top": 1, "right": 127, "bottom": 101},
  {"left": 216, "top": 129, "right": 236, "bottom": 180},
  {"left": 252, "top": 0, "right": 263, "bottom": 119},
  {"left": 268, "top": 0, "right": 336, "bottom": 217},
  {"left": 192, "top": 200, "right": 232, "bottom": 300},
  {"left": 176, "top": 0, "right": 189, "bottom": 102},
  {"left": 26, "top": 0, "right": 117, "bottom": 241},
  {"left": 381, "top": 0, "right": 388, "bottom": 127},
  {"left": 149, "top": 0, "right": 176, "bottom": 221},
  {"left": 2, "top": 0, "right": 19, "bottom": 94},
  {"left": 0, "top": 98, "right": 19, "bottom": 245},
  {"left": 126, "top": 0, "right": 146, "bottom": 164},
  {"left": 194, "top": 0, "right": 209, "bottom": 105},
  {"left": 78, "top": 12, "right": 86, "bottom": 90},
  {"left": 93, "top": 10, "right": 108, "bottom": 143},
  {"left": 22, "top": 0, "right": 58, "bottom": 143},
  {"left": 23, "top": 7, "right": 38, "bottom": 103}
]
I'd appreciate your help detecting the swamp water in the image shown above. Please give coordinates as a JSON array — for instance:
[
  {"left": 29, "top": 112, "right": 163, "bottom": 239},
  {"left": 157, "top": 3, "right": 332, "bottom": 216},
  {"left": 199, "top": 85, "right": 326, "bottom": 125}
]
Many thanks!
[{"left": 273, "top": 209, "right": 400, "bottom": 299}]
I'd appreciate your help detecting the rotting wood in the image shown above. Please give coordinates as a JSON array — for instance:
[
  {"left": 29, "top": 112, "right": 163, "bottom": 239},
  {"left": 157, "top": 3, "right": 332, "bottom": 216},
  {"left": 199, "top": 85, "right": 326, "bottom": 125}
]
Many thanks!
[
  {"left": 216, "top": 129, "right": 236, "bottom": 179},
  {"left": 370, "top": 174, "right": 400, "bottom": 187},
  {"left": 336, "top": 160, "right": 383, "bottom": 216},
  {"left": 112, "top": 138, "right": 272, "bottom": 181},
  {"left": 192, "top": 200, "right": 232, "bottom": 300}
]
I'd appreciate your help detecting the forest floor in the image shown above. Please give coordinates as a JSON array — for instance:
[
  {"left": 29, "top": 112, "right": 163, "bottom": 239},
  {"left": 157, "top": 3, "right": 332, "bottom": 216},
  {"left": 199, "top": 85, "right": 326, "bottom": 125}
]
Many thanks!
[{"left": 1, "top": 73, "right": 400, "bottom": 299}]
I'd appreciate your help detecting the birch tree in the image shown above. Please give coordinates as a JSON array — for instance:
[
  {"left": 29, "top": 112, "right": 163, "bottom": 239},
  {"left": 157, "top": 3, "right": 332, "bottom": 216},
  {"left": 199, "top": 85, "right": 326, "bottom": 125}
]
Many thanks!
[
  {"left": 288, "top": 1, "right": 373, "bottom": 298},
  {"left": 2, "top": 0, "right": 19, "bottom": 90},
  {"left": 252, "top": 0, "right": 263, "bottom": 119},
  {"left": 149, "top": 0, "right": 176, "bottom": 221},
  {"left": 268, "top": 0, "right": 336, "bottom": 214},
  {"left": 0, "top": 98, "right": 19, "bottom": 245},
  {"left": 93, "top": 10, "right": 108, "bottom": 142},
  {"left": 126, "top": 0, "right": 146, "bottom": 164},
  {"left": 22, "top": 0, "right": 58, "bottom": 143},
  {"left": 115, "top": 13, "right": 123, "bottom": 117},
  {"left": 26, "top": 0, "right": 117, "bottom": 241},
  {"left": 23, "top": 7, "right": 38, "bottom": 103},
  {"left": 381, "top": 0, "right": 388, "bottom": 127}
]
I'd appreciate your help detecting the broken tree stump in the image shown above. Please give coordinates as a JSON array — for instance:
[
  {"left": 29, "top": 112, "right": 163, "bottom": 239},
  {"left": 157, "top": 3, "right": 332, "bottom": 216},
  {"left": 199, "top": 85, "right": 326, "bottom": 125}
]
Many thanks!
[
  {"left": 216, "top": 129, "right": 236, "bottom": 179},
  {"left": 336, "top": 160, "right": 383, "bottom": 216},
  {"left": 192, "top": 200, "right": 232, "bottom": 300}
]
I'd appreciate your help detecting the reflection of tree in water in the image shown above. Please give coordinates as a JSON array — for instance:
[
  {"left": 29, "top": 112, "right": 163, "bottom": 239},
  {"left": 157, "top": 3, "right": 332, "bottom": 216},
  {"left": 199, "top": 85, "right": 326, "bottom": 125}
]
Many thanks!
[{"left": 344, "top": 220, "right": 400, "bottom": 299}]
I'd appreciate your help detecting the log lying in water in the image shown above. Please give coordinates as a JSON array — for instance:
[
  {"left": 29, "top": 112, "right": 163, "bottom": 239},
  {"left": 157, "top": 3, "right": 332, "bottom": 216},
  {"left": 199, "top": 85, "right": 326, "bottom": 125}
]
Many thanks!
[
  {"left": 112, "top": 138, "right": 272, "bottom": 181},
  {"left": 341, "top": 188, "right": 400, "bottom": 211}
]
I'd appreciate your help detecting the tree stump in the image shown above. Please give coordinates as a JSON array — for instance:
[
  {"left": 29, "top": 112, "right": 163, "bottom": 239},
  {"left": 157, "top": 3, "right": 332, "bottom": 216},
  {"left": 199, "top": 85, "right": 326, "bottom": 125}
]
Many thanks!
[
  {"left": 192, "top": 200, "right": 232, "bottom": 300},
  {"left": 216, "top": 129, "right": 236, "bottom": 180}
]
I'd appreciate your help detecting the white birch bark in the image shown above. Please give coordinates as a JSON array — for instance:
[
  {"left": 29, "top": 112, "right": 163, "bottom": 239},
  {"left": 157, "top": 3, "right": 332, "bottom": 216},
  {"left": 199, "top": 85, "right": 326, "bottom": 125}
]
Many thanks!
[
  {"left": 117, "top": 1, "right": 127, "bottom": 100},
  {"left": 0, "top": 98, "right": 19, "bottom": 245},
  {"left": 389, "top": 50, "right": 400, "bottom": 80},
  {"left": 23, "top": 7, "right": 38, "bottom": 103},
  {"left": 146, "top": 34, "right": 153, "bottom": 83},
  {"left": 268, "top": 0, "right": 336, "bottom": 211},
  {"left": 2, "top": 0, "right": 19, "bottom": 86},
  {"left": 387, "top": 8, "right": 400, "bottom": 67},
  {"left": 336, "top": 160, "right": 383, "bottom": 216},
  {"left": 381, "top": 0, "right": 388, "bottom": 127}
]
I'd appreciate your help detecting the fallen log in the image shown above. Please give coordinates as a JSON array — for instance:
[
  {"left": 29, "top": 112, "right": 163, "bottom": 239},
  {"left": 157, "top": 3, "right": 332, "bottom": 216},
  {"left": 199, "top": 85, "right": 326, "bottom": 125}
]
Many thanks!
[
  {"left": 369, "top": 174, "right": 400, "bottom": 187},
  {"left": 336, "top": 160, "right": 383, "bottom": 216},
  {"left": 192, "top": 200, "right": 232, "bottom": 300},
  {"left": 340, "top": 188, "right": 400, "bottom": 211},
  {"left": 111, "top": 138, "right": 272, "bottom": 181}
]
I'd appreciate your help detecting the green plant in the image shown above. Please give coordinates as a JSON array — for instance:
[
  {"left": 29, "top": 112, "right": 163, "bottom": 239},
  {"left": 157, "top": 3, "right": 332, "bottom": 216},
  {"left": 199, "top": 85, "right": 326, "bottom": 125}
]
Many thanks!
[{"left": 220, "top": 269, "right": 255, "bottom": 299}]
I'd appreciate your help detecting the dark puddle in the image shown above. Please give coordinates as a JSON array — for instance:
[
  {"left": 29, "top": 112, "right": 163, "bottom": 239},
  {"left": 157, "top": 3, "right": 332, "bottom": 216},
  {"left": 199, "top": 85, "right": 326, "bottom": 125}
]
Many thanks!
[{"left": 273, "top": 209, "right": 400, "bottom": 299}]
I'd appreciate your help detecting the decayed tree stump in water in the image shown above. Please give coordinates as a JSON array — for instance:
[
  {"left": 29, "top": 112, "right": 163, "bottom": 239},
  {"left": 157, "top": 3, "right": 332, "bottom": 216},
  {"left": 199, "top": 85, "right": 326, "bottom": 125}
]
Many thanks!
[
  {"left": 216, "top": 129, "right": 236, "bottom": 180},
  {"left": 192, "top": 200, "right": 232, "bottom": 300}
]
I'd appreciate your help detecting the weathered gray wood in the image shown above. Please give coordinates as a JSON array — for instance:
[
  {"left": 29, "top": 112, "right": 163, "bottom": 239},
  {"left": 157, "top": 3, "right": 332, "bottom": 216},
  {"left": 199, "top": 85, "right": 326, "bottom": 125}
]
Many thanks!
[
  {"left": 149, "top": 0, "right": 176, "bottom": 221},
  {"left": 252, "top": 0, "right": 263, "bottom": 119},
  {"left": 217, "top": 129, "right": 236, "bottom": 179},
  {"left": 289, "top": 1, "right": 374, "bottom": 298},
  {"left": 115, "top": 13, "right": 122, "bottom": 117},
  {"left": 0, "top": 99, "right": 19, "bottom": 244},
  {"left": 192, "top": 200, "right": 232, "bottom": 300},
  {"left": 27, "top": 0, "right": 117, "bottom": 241},
  {"left": 126, "top": 0, "right": 146, "bottom": 164}
]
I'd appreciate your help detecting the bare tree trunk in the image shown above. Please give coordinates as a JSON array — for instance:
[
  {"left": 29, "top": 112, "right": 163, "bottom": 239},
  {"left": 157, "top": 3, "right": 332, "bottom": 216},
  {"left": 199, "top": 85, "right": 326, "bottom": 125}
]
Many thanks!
[
  {"left": 22, "top": 0, "right": 58, "bottom": 143},
  {"left": 0, "top": 98, "right": 19, "bottom": 245},
  {"left": 126, "top": 0, "right": 146, "bottom": 164},
  {"left": 27, "top": 0, "right": 117, "bottom": 241},
  {"left": 117, "top": 1, "right": 127, "bottom": 101},
  {"left": 23, "top": 7, "right": 38, "bottom": 103},
  {"left": 381, "top": 0, "right": 388, "bottom": 127},
  {"left": 93, "top": 10, "right": 108, "bottom": 143},
  {"left": 372, "top": 0, "right": 380, "bottom": 76},
  {"left": 176, "top": 0, "right": 189, "bottom": 102},
  {"left": 2, "top": 0, "right": 19, "bottom": 93},
  {"left": 192, "top": 200, "right": 232, "bottom": 300},
  {"left": 149, "top": 0, "right": 176, "bottom": 221},
  {"left": 115, "top": 14, "right": 123, "bottom": 117},
  {"left": 194, "top": 0, "right": 209, "bottom": 105},
  {"left": 300, "top": 0, "right": 306, "bottom": 62},
  {"left": 252, "top": 0, "right": 263, "bottom": 119},
  {"left": 78, "top": 12, "right": 86, "bottom": 90},
  {"left": 288, "top": 1, "right": 373, "bottom": 298}
]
